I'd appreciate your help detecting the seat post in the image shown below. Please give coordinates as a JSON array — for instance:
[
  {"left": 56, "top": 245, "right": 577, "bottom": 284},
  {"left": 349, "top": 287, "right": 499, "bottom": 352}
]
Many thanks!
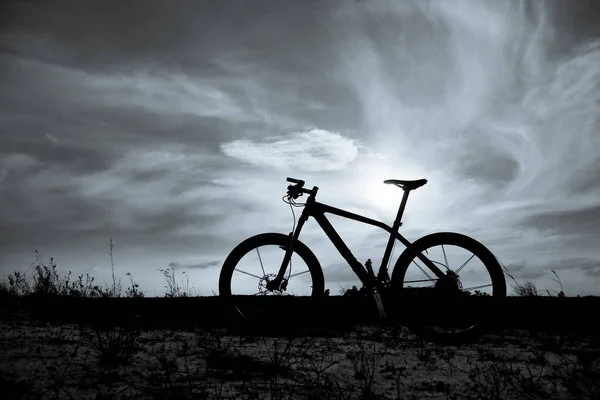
[
  {"left": 377, "top": 188, "right": 412, "bottom": 282},
  {"left": 393, "top": 189, "right": 411, "bottom": 229}
]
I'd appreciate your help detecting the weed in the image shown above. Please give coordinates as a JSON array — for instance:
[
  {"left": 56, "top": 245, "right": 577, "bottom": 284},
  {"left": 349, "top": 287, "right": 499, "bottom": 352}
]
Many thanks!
[
  {"left": 299, "top": 345, "right": 343, "bottom": 399},
  {"left": 125, "top": 272, "right": 144, "bottom": 298},
  {"left": 159, "top": 267, "right": 192, "bottom": 297},
  {"left": 84, "top": 322, "right": 142, "bottom": 367},
  {"left": 415, "top": 341, "right": 439, "bottom": 371},
  {"left": 512, "top": 281, "right": 539, "bottom": 297},
  {"left": 2, "top": 270, "right": 31, "bottom": 296},
  {"left": 550, "top": 270, "right": 565, "bottom": 297},
  {"left": 345, "top": 341, "right": 387, "bottom": 399},
  {"left": 465, "top": 356, "right": 511, "bottom": 400},
  {"left": 436, "top": 347, "right": 457, "bottom": 377},
  {"left": 552, "top": 349, "right": 600, "bottom": 399},
  {"left": 261, "top": 336, "right": 298, "bottom": 374},
  {"left": 36, "top": 341, "right": 81, "bottom": 400}
]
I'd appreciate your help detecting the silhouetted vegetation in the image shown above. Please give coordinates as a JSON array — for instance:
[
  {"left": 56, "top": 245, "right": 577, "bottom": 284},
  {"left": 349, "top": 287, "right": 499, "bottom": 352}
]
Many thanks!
[
  {"left": 512, "top": 281, "right": 540, "bottom": 296},
  {"left": 0, "top": 251, "right": 143, "bottom": 299},
  {"left": 1, "top": 248, "right": 599, "bottom": 399}
]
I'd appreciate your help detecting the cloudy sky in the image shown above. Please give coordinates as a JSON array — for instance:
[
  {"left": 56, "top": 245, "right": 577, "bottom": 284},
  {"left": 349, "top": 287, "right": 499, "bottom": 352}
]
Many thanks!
[{"left": 1, "top": 0, "right": 599, "bottom": 296}]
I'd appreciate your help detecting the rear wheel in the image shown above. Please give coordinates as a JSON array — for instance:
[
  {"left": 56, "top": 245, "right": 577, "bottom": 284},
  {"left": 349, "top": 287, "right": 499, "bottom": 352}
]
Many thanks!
[
  {"left": 219, "top": 233, "right": 325, "bottom": 326},
  {"left": 391, "top": 232, "right": 506, "bottom": 344}
]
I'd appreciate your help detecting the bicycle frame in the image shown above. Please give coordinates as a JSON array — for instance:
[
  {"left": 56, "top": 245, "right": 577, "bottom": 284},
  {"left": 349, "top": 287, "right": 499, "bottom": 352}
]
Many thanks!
[{"left": 272, "top": 187, "right": 447, "bottom": 290}]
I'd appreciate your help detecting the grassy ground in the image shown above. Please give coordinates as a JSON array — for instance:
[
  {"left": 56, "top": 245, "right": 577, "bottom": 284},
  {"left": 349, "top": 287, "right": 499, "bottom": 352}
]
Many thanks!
[
  {"left": 1, "top": 309, "right": 599, "bottom": 400},
  {"left": 1, "top": 252, "right": 598, "bottom": 399}
]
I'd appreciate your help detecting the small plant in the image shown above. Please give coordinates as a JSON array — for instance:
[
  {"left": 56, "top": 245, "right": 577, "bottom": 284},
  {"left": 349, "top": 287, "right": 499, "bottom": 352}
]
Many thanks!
[
  {"left": 36, "top": 337, "right": 81, "bottom": 399},
  {"left": 261, "top": 337, "right": 298, "bottom": 375},
  {"left": 125, "top": 273, "right": 144, "bottom": 298},
  {"left": 0, "top": 250, "right": 109, "bottom": 298},
  {"left": 550, "top": 270, "right": 565, "bottom": 297},
  {"left": 85, "top": 322, "right": 142, "bottom": 367},
  {"left": 552, "top": 350, "right": 600, "bottom": 399},
  {"left": 31, "top": 253, "right": 62, "bottom": 296},
  {"left": 66, "top": 273, "right": 101, "bottom": 297},
  {"left": 512, "top": 281, "right": 539, "bottom": 297},
  {"left": 104, "top": 238, "right": 122, "bottom": 298},
  {"left": 345, "top": 341, "right": 386, "bottom": 398},
  {"left": 1, "top": 242, "right": 129, "bottom": 298},
  {"left": 465, "top": 356, "right": 511, "bottom": 400},
  {"left": 298, "top": 343, "right": 343, "bottom": 399},
  {"left": 159, "top": 267, "right": 191, "bottom": 297},
  {"left": 1, "top": 270, "right": 31, "bottom": 296}
]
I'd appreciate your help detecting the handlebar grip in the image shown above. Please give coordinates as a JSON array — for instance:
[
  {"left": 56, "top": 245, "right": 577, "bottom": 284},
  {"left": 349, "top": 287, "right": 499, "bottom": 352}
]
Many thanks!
[{"left": 286, "top": 177, "right": 303, "bottom": 184}]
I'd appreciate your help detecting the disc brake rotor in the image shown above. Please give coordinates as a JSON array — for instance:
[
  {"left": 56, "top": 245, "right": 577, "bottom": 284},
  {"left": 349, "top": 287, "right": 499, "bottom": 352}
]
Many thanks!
[{"left": 258, "top": 273, "right": 288, "bottom": 295}]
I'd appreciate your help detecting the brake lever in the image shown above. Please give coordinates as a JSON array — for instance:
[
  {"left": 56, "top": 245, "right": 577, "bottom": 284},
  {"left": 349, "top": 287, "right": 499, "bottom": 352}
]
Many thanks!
[{"left": 287, "top": 185, "right": 299, "bottom": 199}]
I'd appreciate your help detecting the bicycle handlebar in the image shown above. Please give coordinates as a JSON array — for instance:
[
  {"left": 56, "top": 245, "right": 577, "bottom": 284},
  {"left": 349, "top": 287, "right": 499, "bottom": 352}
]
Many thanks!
[
  {"left": 286, "top": 177, "right": 318, "bottom": 199},
  {"left": 286, "top": 177, "right": 304, "bottom": 185}
]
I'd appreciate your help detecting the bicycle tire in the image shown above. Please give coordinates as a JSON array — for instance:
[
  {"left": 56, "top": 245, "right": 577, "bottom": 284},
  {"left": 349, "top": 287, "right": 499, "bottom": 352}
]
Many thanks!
[
  {"left": 390, "top": 232, "right": 507, "bottom": 344},
  {"left": 219, "top": 233, "right": 326, "bottom": 327}
]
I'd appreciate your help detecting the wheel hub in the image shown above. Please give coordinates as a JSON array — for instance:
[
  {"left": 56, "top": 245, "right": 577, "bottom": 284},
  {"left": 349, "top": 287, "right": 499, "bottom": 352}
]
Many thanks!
[
  {"left": 435, "top": 270, "right": 463, "bottom": 294},
  {"left": 260, "top": 274, "right": 288, "bottom": 294}
]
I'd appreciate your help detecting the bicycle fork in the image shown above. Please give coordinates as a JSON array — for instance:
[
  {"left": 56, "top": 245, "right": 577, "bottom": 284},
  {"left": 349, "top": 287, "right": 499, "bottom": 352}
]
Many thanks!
[{"left": 266, "top": 209, "right": 310, "bottom": 292}]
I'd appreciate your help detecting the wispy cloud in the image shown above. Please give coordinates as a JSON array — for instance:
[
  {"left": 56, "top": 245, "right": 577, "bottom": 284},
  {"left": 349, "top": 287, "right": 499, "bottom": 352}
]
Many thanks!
[
  {"left": 1, "top": 0, "right": 599, "bottom": 295},
  {"left": 220, "top": 129, "right": 360, "bottom": 171}
]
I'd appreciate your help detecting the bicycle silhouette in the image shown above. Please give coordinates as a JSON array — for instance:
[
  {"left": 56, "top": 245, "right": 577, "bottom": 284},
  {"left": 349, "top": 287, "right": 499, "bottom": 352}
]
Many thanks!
[{"left": 220, "top": 177, "right": 507, "bottom": 344}]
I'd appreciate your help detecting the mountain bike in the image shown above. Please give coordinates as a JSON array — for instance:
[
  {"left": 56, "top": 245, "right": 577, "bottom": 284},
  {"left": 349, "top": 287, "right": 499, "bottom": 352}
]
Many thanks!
[{"left": 219, "top": 177, "right": 507, "bottom": 344}]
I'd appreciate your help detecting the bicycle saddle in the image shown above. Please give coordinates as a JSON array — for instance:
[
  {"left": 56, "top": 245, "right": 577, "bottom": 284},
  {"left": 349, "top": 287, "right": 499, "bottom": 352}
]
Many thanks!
[{"left": 383, "top": 179, "right": 428, "bottom": 190}]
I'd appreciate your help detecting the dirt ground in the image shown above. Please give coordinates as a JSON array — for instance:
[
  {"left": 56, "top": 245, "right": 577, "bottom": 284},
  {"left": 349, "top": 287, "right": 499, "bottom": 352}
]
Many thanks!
[{"left": 1, "top": 312, "right": 599, "bottom": 400}]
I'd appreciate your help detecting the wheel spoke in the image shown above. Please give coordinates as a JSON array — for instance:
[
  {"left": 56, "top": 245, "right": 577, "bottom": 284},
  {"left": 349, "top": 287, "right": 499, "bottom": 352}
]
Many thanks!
[
  {"left": 455, "top": 254, "right": 476, "bottom": 274},
  {"left": 404, "top": 278, "right": 436, "bottom": 286},
  {"left": 256, "top": 247, "right": 266, "bottom": 277},
  {"left": 390, "top": 233, "right": 506, "bottom": 342},
  {"left": 442, "top": 245, "right": 450, "bottom": 270},
  {"left": 463, "top": 283, "right": 493, "bottom": 291},
  {"left": 235, "top": 268, "right": 263, "bottom": 280},
  {"left": 289, "top": 269, "right": 310, "bottom": 278},
  {"left": 411, "top": 259, "right": 436, "bottom": 282}
]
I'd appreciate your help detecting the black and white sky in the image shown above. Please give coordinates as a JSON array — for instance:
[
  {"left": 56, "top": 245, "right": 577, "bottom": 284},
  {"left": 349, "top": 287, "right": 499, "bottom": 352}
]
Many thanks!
[{"left": 1, "top": 0, "right": 599, "bottom": 296}]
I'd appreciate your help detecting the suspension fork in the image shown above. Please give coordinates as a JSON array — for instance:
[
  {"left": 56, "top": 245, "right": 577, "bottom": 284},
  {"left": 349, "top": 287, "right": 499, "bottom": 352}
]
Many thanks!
[{"left": 267, "top": 203, "right": 311, "bottom": 290}]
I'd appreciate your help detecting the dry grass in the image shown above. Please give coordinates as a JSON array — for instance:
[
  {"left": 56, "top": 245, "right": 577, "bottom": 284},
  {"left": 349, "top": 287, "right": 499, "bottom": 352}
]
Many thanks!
[{"left": 0, "top": 312, "right": 598, "bottom": 400}]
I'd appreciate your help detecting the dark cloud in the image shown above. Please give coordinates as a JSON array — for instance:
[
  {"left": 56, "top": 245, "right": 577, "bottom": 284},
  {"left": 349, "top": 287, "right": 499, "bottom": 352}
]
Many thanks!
[
  {"left": 502, "top": 257, "right": 600, "bottom": 285},
  {"left": 169, "top": 260, "right": 221, "bottom": 270},
  {"left": 546, "top": 257, "right": 600, "bottom": 278},
  {"left": 548, "top": 0, "right": 600, "bottom": 52},
  {"left": 1, "top": 0, "right": 599, "bottom": 295},
  {"left": 451, "top": 132, "right": 520, "bottom": 188},
  {"left": 1, "top": 1, "right": 333, "bottom": 71},
  {"left": 1, "top": 141, "right": 114, "bottom": 175},
  {"left": 522, "top": 205, "right": 600, "bottom": 236},
  {"left": 504, "top": 260, "right": 547, "bottom": 281}
]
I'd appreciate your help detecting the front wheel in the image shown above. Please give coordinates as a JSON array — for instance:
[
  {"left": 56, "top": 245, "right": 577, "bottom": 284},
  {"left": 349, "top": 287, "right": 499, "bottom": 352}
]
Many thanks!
[
  {"left": 219, "top": 233, "right": 325, "bottom": 326},
  {"left": 390, "top": 232, "right": 506, "bottom": 344}
]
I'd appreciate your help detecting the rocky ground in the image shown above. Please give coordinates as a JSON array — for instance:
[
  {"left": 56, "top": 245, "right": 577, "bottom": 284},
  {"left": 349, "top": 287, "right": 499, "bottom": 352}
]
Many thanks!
[{"left": 1, "top": 310, "right": 599, "bottom": 400}]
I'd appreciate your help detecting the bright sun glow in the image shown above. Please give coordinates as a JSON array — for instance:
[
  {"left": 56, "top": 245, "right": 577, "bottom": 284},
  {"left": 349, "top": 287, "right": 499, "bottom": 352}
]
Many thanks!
[
  {"left": 350, "top": 154, "right": 442, "bottom": 231},
  {"left": 363, "top": 177, "right": 402, "bottom": 214},
  {"left": 355, "top": 160, "right": 411, "bottom": 216}
]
